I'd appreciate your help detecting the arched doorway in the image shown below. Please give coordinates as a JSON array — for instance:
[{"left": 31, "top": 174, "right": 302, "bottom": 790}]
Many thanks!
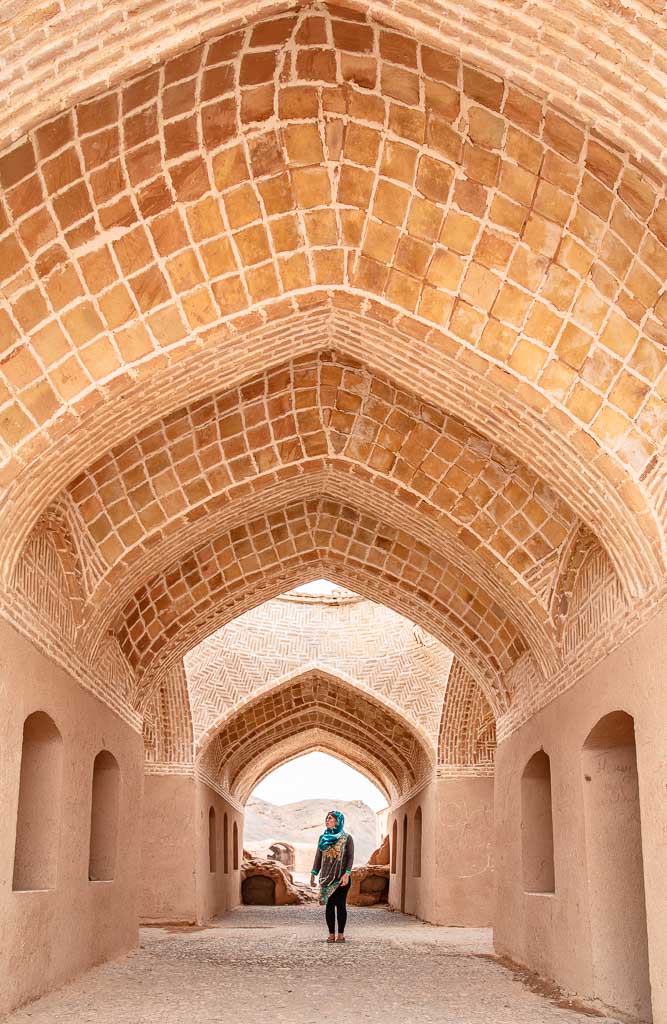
[
  {"left": 242, "top": 875, "right": 275, "bottom": 906},
  {"left": 582, "top": 712, "right": 651, "bottom": 1020}
]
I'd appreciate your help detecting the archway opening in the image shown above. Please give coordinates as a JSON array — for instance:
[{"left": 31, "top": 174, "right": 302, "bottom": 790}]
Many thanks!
[
  {"left": 244, "top": 751, "right": 387, "bottom": 883},
  {"left": 582, "top": 712, "right": 651, "bottom": 1021},
  {"left": 189, "top": 601, "right": 441, "bottom": 920}
]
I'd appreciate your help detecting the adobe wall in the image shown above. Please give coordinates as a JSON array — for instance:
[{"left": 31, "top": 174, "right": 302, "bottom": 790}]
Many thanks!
[
  {"left": 195, "top": 781, "right": 242, "bottom": 922},
  {"left": 495, "top": 604, "right": 666, "bottom": 1024},
  {"left": 388, "top": 784, "right": 436, "bottom": 919},
  {"left": 140, "top": 776, "right": 241, "bottom": 924},
  {"left": 140, "top": 775, "right": 197, "bottom": 924},
  {"left": 0, "top": 618, "right": 142, "bottom": 1017},
  {"left": 434, "top": 777, "right": 495, "bottom": 926},
  {"left": 387, "top": 777, "right": 494, "bottom": 926}
]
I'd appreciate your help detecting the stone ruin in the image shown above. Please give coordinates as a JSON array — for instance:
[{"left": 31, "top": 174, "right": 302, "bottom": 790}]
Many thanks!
[{"left": 242, "top": 836, "right": 390, "bottom": 907}]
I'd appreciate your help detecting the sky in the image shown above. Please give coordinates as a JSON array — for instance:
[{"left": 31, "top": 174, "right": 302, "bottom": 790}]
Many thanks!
[
  {"left": 252, "top": 751, "right": 387, "bottom": 811},
  {"left": 289, "top": 578, "right": 349, "bottom": 596}
]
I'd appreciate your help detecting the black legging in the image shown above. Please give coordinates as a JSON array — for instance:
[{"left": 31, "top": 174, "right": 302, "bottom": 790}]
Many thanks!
[{"left": 325, "top": 881, "right": 349, "bottom": 934}]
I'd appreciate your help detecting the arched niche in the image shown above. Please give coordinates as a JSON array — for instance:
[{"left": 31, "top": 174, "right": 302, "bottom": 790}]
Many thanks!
[
  {"left": 391, "top": 819, "right": 398, "bottom": 875},
  {"left": 582, "top": 712, "right": 651, "bottom": 1020},
  {"left": 13, "top": 711, "right": 63, "bottom": 892},
  {"left": 400, "top": 815, "right": 408, "bottom": 913},
  {"left": 521, "top": 750, "right": 555, "bottom": 894},
  {"left": 233, "top": 821, "right": 239, "bottom": 871},
  {"left": 208, "top": 806, "right": 217, "bottom": 874},
  {"left": 89, "top": 749, "right": 120, "bottom": 882},
  {"left": 413, "top": 807, "right": 423, "bottom": 879}
]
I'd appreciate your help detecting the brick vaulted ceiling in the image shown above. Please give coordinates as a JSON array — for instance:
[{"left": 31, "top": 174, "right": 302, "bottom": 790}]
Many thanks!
[
  {"left": 197, "top": 668, "right": 436, "bottom": 802},
  {"left": 185, "top": 596, "right": 454, "bottom": 747},
  {"left": 74, "top": 355, "right": 567, "bottom": 673},
  {"left": 0, "top": 2, "right": 666, "bottom": 722},
  {"left": 145, "top": 609, "right": 494, "bottom": 795},
  {"left": 1, "top": 0, "right": 666, "bottom": 178}
]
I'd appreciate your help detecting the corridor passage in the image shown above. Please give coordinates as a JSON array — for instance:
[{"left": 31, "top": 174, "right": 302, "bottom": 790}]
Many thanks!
[{"left": 4, "top": 906, "right": 621, "bottom": 1024}]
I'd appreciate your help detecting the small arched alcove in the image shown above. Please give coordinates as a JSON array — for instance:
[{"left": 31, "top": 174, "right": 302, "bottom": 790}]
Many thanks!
[
  {"left": 223, "top": 812, "right": 229, "bottom": 875},
  {"left": 89, "top": 750, "right": 120, "bottom": 882},
  {"left": 233, "top": 821, "right": 239, "bottom": 871},
  {"left": 521, "top": 750, "right": 555, "bottom": 894},
  {"left": 400, "top": 815, "right": 408, "bottom": 913},
  {"left": 208, "top": 807, "right": 217, "bottom": 874},
  {"left": 391, "top": 819, "right": 398, "bottom": 874},
  {"left": 13, "top": 711, "right": 63, "bottom": 892},
  {"left": 582, "top": 712, "right": 651, "bottom": 1020},
  {"left": 413, "top": 807, "right": 422, "bottom": 879}
]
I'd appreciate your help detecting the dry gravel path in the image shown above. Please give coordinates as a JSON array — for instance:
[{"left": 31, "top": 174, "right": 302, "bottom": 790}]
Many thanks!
[{"left": 4, "top": 905, "right": 621, "bottom": 1024}]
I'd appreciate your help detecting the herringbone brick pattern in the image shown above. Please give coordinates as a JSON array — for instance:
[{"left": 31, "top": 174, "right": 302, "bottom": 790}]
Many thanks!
[
  {"left": 198, "top": 669, "right": 434, "bottom": 801},
  {"left": 185, "top": 595, "right": 452, "bottom": 743}
]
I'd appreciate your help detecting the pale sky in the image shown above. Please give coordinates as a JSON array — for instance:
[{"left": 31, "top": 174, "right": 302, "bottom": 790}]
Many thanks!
[
  {"left": 252, "top": 752, "right": 387, "bottom": 812},
  {"left": 289, "top": 578, "right": 348, "bottom": 596}
]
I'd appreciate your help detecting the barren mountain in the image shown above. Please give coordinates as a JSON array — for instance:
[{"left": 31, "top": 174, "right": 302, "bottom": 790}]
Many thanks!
[{"left": 244, "top": 797, "right": 379, "bottom": 865}]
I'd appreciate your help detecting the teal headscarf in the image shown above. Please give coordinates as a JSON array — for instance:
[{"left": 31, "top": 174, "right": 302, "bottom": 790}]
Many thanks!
[{"left": 318, "top": 810, "right": 346, "bottom": 851}]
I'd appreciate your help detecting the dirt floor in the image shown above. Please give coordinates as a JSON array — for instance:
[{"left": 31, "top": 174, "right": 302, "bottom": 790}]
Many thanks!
[{"left": 3, "top": 905, "right": 622, "bottom": 1024}]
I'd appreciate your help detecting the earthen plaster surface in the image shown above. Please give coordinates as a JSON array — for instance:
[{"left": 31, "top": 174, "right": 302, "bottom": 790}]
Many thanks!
[
  {"left": 0, "top": 617, "right": 142, "bottom": 1018},
  {"left": 495, "top": 603, "right": 667, "bottom": 1023}
]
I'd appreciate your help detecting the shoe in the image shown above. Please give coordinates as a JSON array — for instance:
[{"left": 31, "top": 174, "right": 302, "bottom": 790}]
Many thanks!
[
  {"left": 327, "top": 935, "right": 335, "bottom": 943},
  {"left": 336, "top": 935, "right": 346, "bottom": 942}
]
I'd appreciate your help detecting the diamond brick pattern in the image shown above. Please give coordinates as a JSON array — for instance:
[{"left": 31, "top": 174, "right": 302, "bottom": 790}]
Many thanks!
[
  {"left": 0, "top": 2, "right": 664, "bottom": 612},
  {"left": 116, "top": 495, "right": 529, "bottom": 712}
]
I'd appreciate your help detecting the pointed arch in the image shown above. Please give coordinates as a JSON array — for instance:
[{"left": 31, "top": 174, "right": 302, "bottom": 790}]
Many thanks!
[
  {"left": 196, "top": 669, "right": 435, "bottom": 804},
  {"left": 116, "top": 499, "right": 529, "bottom": 716}
]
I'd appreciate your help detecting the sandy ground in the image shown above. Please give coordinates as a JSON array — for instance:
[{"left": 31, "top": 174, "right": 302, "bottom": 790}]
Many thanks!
[{"left": 3, "top": 905, "right": 621, "bottom": 1024}]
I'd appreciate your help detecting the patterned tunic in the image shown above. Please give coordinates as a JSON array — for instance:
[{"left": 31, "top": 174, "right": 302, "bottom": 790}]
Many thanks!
[{"left": 311, "top": 834, "right": 355, "bottom": 903}]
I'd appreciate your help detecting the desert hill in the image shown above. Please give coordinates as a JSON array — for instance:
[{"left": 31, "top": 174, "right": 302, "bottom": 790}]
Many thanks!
[{"left": 244, "top": 796, "right": 379, "bottom": 865}]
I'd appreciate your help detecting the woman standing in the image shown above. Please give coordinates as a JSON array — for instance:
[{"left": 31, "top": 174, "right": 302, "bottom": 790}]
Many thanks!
[{"left": 310, "top": 810, "right": 355, "bottom": 943}]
